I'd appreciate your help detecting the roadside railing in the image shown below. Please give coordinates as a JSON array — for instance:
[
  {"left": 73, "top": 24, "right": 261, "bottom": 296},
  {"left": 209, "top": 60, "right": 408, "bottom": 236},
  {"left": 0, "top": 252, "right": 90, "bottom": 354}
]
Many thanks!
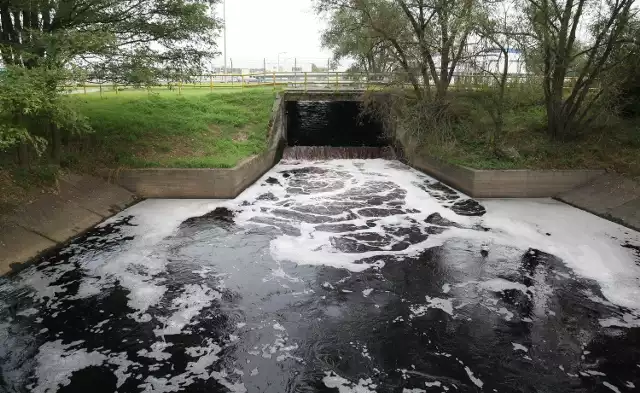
[{"left": 62, "top": 71, "right": 584, "bottom": 96}]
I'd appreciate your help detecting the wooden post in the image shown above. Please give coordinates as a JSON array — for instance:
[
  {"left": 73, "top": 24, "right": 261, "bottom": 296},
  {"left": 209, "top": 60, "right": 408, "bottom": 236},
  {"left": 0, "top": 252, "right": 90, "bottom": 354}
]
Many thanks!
[
  {"left": 304, "top": 72, "right": 308, "bottom": 92},
  {"left": 335, "top": 72, "right": 339, "bottom": 92},
  {"left": 273, "top": 72, "right": 276, "bottom": 91},
  {"left": 210, "top": 75, "right": 213, "bottom": 92}
]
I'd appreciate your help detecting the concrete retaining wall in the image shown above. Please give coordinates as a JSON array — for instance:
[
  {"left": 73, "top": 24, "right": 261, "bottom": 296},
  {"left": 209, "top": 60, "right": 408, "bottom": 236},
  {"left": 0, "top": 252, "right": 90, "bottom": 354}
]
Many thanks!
[
  {"left": 396, "top": 127, "right": 604, "bottom": 198},
  {"left": 103, "top": 94, "right": 286, "bottom": 198}
]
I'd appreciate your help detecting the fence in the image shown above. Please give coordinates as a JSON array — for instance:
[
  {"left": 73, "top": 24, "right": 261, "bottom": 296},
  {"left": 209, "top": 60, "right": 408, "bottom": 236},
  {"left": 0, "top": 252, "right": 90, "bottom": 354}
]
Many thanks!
[{"left": 62, "top": 71, "right": 582, "bottom": 96}]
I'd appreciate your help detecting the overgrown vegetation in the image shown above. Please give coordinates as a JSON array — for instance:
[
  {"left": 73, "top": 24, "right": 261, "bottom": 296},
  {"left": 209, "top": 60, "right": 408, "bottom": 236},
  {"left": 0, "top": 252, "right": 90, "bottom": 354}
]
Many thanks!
[
  {"left": 317, "top": 0, "right": 640, "bottom": 173},
  {"left": 418, "top": 90, "right": 640, "bottom": 175}
]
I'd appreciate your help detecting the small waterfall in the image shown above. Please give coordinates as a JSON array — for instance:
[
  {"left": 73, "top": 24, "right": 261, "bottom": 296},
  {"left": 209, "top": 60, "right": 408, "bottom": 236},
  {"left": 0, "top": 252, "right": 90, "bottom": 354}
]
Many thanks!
[{"left": 282, "top": 146, "right": 396, "bottom": 160}]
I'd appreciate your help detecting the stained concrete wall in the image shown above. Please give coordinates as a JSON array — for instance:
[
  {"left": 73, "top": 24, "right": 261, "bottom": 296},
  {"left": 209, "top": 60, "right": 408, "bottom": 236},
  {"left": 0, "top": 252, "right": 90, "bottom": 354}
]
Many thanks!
[
  {"left": 103, "top": 94, "right": 286, "bottom": 198},
  {"left": 395, "top": 125, "right": 604, "bottom": 198}
]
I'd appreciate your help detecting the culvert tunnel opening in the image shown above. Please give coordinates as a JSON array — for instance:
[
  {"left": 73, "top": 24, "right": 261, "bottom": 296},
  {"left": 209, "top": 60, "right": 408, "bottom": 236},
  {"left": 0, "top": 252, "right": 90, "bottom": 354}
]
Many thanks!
[{"left": 284, "top": 100, "right": 394, "bottom": 160}]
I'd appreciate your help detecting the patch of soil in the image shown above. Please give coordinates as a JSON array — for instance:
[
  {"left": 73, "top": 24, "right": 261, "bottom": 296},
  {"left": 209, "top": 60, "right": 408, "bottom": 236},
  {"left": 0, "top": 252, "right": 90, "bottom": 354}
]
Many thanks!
[{"left": 232, "top": 132, "right": 248, "bottom": 142}]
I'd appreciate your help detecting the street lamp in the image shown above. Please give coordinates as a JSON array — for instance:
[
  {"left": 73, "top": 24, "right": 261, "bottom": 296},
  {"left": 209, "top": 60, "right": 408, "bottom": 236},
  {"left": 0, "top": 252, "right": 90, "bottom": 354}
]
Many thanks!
[
  {"left": 223, "top": 0, "right": 227, "bottom": 75},
  {"left": 277, "top": 52, "right": 287, "bottom": 72}
]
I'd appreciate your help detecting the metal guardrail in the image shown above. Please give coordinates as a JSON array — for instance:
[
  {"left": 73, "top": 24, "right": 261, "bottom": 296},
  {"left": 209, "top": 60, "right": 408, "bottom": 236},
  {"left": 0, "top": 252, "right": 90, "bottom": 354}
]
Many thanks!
[{"left": 63, "top": 72, "right": 584, "bottom": 95}]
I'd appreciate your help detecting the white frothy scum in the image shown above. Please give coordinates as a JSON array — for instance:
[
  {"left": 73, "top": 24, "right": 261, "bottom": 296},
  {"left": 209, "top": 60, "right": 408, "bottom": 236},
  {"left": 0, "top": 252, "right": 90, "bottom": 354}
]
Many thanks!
[{"left": 3, "top": 159, "right": 639, "bottom": 393}]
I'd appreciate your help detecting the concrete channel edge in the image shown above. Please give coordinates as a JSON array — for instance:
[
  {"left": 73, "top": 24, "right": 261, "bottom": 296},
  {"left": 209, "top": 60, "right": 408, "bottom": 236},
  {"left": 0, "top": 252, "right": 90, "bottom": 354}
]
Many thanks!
[
  {"left": 100, "top": 94, "right": 286, "bottom": 199},
  {"left": 395, "top": 128, "right": 604, "bottom": 198}
]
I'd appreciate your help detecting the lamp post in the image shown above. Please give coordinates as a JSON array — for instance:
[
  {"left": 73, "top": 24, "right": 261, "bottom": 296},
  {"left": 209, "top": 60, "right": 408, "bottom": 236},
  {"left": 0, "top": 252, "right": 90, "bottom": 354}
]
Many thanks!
[
  {"left": 223, "top": 0, "right": 227, "bottom": 75},
  {"left": 277, "top": 52, "right": 287, "bottom": 72}
]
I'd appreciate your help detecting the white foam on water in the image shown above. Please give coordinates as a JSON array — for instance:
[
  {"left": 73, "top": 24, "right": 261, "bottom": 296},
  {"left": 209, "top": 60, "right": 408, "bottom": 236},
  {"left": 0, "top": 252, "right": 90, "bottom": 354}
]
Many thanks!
[
  {"left": 463, "top": 366, "right": 484, "bottom": 388},
  {"left": 481, "top": 279, "right": 529, "bottom": 295},
  {"left": 235, "top": 160, "right": 470, "bottom": 273},
  {"left": 512, "top": 343, "right": 528, "bottom": 352},
  {"left": 479, "top": 199, "right": 640, "bottom": 312},
  {"left": 410, "top": 296, "right": 454, "bottom": 317},
  {"left": 603, "top": 381, "right": 622, "bottom": 393},
  {"left": 362, "top": 288, "right": 373, "bottom": 297},
  {"left": 236, "top": 160, "right": 640, "bottom": 314},
  {"left": 599, "top": 312, "right": 640, "bottom": 328},
  {"left": 16, "top": 308, "right": 38, "bottom": 317},
  {"left": 154, "top": 284, "right": 222, "bottom": 336},
  {"left": 322, "top": 371, "right": 378, "bottom": 393},
  {"left": 403, "top": 389, "right": 426, "bottom": 393},
  {"left": 31, "top": 340, "right": 108, "bottom": 393},
  {"left": 138, "top": 341, "right": 173, "bottom": 361}
]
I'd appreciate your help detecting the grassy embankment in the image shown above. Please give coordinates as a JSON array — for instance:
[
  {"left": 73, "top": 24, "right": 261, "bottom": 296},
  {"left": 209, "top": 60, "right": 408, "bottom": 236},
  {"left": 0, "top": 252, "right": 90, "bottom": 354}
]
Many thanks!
[
  {"left": 415, "top": 88, "right": 640, "bottom": 176},
  {"left": 0, "top": 88, "right": 277, "bottom": 213},
  {"left": 65, "top": 87, "right": 276, "bottom": 169}
]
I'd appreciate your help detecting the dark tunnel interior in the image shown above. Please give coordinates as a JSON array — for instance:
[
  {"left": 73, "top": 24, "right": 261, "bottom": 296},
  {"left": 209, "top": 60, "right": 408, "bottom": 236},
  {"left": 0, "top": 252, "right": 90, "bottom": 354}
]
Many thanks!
[{"left": 285, "top": 101, "right": 387, "bottom": 147}]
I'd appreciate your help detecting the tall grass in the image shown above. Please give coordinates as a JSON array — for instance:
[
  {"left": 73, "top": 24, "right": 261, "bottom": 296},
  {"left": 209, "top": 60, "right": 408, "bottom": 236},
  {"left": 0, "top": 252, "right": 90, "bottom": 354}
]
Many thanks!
[{"left": 63, "top": 90, "right": 276, "bottom": 169}]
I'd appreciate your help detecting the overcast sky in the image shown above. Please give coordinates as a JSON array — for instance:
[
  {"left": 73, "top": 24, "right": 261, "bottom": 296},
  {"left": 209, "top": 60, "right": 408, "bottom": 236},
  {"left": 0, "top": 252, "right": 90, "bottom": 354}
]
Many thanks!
[{"left": 212, "top": 0, "right": 334, "bottom": 69}]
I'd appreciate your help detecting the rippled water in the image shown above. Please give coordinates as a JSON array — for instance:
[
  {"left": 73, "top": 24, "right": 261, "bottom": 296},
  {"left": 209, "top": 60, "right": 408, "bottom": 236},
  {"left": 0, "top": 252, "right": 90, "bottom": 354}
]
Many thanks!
[{"left": 1, "top": 159, "right": 639, "bottom": 393}]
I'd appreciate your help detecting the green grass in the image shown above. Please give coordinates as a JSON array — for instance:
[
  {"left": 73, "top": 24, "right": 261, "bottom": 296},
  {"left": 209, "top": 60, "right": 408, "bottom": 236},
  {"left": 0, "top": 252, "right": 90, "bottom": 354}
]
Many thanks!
[
  {"left": 416, "top": 90, "right": 640, "bottom": 176},
  {"left": 64, "top": 89, "right": 277, "bottom": 169}
]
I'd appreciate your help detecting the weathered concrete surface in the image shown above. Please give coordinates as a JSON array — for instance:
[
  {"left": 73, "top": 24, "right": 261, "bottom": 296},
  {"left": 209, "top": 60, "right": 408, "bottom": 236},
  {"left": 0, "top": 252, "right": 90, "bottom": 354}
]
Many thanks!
[
  {"left": 395, "top": 127, "right": 604, "bottom": 197},
  {"left": 106, "top": 151, "right": 279, "bottom": 198},
  {"left": 557, "top": 173, "right": 640, "bottom": 231},
  {"left": 102, "top": 94, "right": 286, "bottom": 198},
  {"left": 0, "top": 221, "right": 56, "bottom": 275},
  {"left": 1, "top": 160, "right": 638, "bottom": 393},
  {"left": 0, "top": 174, "right": 137, "bottom": 275}
]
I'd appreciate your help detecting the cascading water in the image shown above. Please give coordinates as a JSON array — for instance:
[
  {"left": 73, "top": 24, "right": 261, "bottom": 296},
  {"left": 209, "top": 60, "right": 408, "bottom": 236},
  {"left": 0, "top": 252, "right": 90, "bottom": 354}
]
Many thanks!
[{"left": 282, "top": 146, "right": 396, "bottom": 160}]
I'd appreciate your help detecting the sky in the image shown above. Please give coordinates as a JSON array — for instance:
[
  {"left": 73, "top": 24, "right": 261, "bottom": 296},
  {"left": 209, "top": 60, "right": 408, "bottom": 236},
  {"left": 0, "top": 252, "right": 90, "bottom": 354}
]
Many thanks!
[{"left": 212, "top": 0, "right": 334, "bottom": 70}]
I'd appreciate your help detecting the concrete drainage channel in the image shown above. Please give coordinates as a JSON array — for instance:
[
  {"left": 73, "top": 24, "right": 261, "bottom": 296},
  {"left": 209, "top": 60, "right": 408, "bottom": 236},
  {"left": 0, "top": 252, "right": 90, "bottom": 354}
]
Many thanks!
[
  {"left": 1, "top": 91, "right": 640, "bottom": 393},
  {"left": 101, "top": 91, "right": 606, "bottom": 200},
  {"left": 1, "top": 91, "right": 634, "bottom": 275}
]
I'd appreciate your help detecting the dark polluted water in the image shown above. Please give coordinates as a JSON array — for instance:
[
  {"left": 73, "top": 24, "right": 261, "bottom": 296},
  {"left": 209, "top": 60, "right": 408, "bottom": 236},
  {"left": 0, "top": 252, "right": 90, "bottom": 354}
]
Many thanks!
[{"left": 0, "top": 159, "right": 639, "bottom": 393}]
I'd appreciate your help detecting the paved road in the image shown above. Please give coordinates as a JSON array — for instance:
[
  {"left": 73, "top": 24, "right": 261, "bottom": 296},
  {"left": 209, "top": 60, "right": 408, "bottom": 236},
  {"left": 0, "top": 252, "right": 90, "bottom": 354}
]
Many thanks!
[{"left": 0, "top": 160, "right": 639, "bottom": 393}]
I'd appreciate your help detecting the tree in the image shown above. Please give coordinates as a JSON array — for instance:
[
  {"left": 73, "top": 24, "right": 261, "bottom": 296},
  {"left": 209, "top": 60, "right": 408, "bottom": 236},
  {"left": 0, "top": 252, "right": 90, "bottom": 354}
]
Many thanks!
[
  {"left": 0, "top": 0, "right": 220, "bottom": 163},
  {"left": 520, "top": 0, "right": 637, "bottom": 138},
  {"left": 471, "top": 1, "right": 516, "bottom": 151},
  {"left": 316, "top": 0, "right": 481, "bottom": 101},
  {"left": 320, "top": 5, "right": 395, "bottom": 75}
]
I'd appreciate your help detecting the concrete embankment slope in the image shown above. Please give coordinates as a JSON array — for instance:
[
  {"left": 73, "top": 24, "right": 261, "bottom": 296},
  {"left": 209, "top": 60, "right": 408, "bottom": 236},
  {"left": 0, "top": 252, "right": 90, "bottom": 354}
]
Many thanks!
[
  {"left": 0, "top": 173, "right": 137, "bottom": 275},
  {"left": 556, "top": 173, "right": 640, "bottom": 231}
]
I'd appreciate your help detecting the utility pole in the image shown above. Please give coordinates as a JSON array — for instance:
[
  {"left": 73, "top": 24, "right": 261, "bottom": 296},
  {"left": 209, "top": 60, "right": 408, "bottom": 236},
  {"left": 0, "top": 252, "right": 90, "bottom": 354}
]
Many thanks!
[
  {"left": 263, "top": 58, "right": 266, "bottom": 77},
  {"left": 277, "top": 52, "right": 287, "bottom": 72},
  {"left": 223, "top": 0, "right": 227, "bottom": 75}
]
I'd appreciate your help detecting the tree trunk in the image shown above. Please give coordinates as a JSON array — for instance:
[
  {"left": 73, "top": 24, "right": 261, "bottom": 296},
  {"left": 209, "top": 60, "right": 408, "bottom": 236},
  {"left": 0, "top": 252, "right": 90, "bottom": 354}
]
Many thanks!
[{"left": 435, "top": 80, "right": 448, "bottom": 104}]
